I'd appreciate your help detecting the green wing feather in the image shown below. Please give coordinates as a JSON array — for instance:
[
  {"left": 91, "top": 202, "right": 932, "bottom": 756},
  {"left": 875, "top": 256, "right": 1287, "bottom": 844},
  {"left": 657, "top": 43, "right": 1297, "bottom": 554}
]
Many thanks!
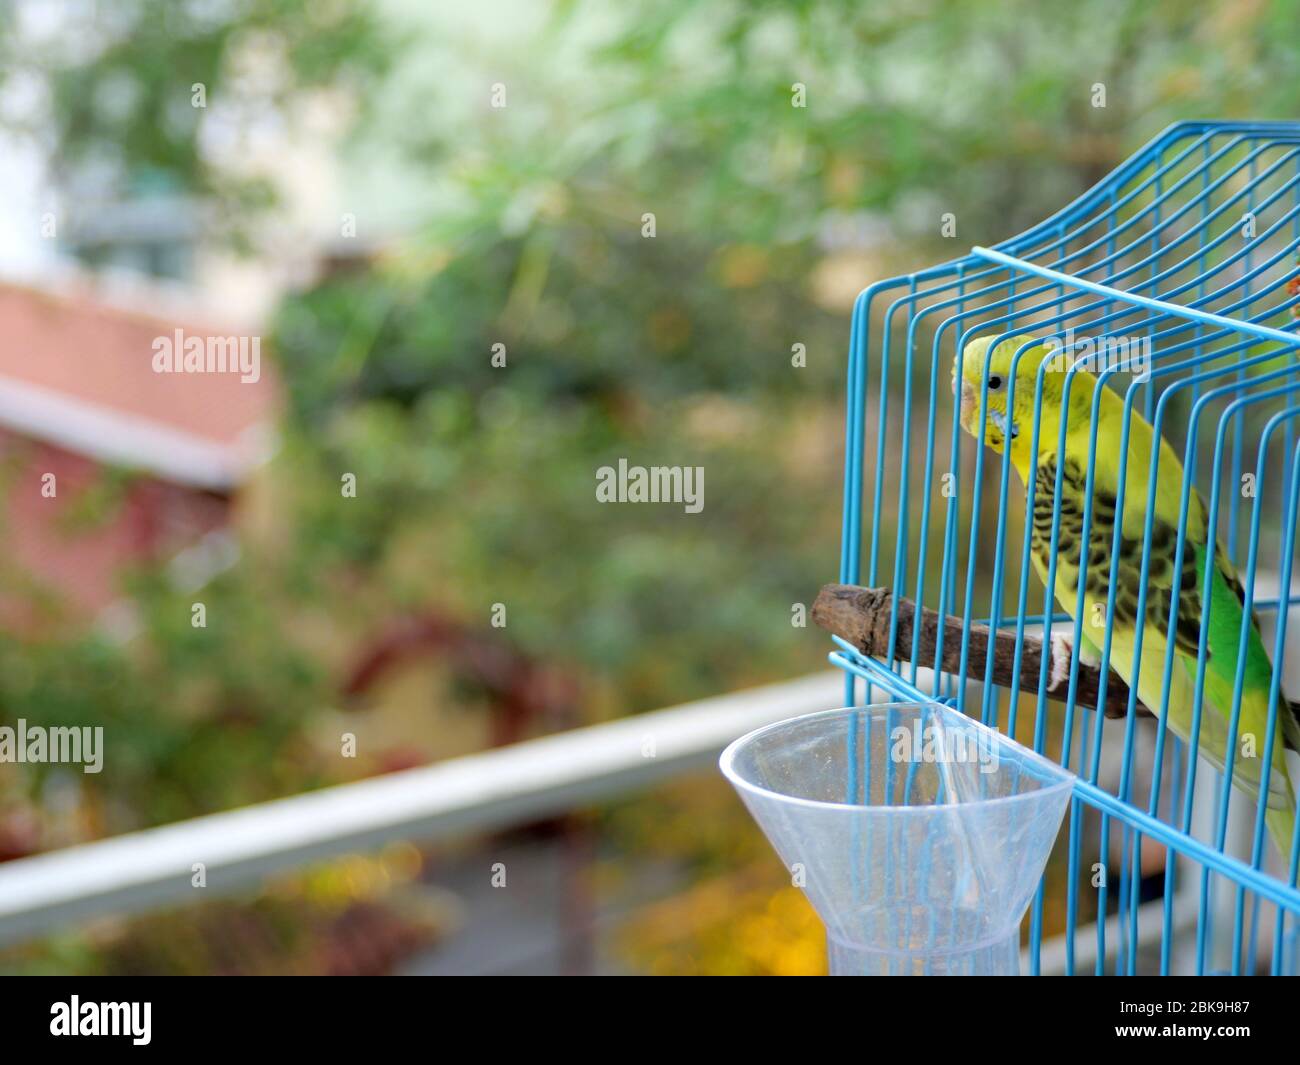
[{"left": 1029, "top": 450, "right": 1299, "bottom": 855}]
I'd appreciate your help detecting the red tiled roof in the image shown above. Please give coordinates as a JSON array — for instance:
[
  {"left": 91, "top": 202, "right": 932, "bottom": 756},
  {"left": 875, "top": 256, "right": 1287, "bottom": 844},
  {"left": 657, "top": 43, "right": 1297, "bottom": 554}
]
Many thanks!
[{"left": 0, "top": 280, "right": 279, "bottom": 482}]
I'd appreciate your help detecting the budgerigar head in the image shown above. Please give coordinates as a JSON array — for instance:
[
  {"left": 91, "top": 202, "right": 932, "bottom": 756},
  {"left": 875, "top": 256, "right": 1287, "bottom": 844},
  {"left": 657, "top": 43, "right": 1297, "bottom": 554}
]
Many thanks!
[{"left": 953, "top": 334, "right": 1061, "bottom": 460}]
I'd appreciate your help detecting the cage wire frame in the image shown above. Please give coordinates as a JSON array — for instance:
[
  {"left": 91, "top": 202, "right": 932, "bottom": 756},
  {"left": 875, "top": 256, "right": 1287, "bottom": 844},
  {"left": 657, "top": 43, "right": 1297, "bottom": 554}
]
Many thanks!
[{"left": 833, "top": 121, "right": 1300, "bottom": 975}]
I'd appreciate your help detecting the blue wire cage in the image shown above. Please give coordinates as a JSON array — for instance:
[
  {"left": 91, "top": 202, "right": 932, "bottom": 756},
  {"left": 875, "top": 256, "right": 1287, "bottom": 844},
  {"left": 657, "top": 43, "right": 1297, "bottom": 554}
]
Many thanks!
[{"left": 834, "top": 120, "right": 1300, "bottom": 975}]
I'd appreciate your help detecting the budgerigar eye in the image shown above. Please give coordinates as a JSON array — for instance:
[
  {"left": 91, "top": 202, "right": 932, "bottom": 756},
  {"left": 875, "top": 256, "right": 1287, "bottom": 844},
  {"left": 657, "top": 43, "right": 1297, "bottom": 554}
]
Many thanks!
[{"left": 987, "top": 374, "right": 1004, "bottom": 392}]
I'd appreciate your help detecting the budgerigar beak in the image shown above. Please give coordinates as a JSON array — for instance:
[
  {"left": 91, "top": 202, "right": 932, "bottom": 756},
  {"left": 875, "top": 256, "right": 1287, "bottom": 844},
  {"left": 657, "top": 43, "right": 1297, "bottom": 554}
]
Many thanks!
[{"left": 988, "top": 407, "right": 1019, "bottom": 439}]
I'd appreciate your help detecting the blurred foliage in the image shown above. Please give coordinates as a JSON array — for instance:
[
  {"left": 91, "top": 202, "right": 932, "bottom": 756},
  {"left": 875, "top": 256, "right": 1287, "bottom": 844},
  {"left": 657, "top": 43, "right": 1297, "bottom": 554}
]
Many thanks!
[
  {"left": 2, "top": 845, "right": 445, "bottom": 976},
  {"left": 1, "top": 0, "right": 1299, "bottom": 974},
  {"left": 619, "top": 871, "right": 827, "bottom": 976},
  {"left": 261, "top": 0, "right": 1300, "bottom": 713},
  {"left": 0, "top": 0, "right": 393, "bottom": 246},
  {"left": 601, "top": 774, "right": 827, "bottom": 974}
]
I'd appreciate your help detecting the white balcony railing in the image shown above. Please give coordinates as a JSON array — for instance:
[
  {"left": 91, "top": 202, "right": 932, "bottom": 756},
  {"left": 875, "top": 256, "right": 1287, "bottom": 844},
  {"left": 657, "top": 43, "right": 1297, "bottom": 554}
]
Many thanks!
[
  {"left": 0, "top": 669, "right": 1203, "bottom": 973},
  {"left": 0, "top": 672, "right": 844, "bottom": 948}
]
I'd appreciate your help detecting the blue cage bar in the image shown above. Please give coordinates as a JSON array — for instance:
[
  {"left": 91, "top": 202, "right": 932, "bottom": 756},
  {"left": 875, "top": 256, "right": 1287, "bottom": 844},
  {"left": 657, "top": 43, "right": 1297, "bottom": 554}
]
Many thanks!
[{"left": 834, "top": 120, "right": 1300, "bottom": 975}]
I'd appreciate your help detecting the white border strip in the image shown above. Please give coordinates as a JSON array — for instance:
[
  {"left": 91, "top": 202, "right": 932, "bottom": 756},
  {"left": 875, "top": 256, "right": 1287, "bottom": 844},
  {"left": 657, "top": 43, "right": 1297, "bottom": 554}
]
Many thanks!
[{"left": 0, "top": 375, "right": 255, "bottom": 489}]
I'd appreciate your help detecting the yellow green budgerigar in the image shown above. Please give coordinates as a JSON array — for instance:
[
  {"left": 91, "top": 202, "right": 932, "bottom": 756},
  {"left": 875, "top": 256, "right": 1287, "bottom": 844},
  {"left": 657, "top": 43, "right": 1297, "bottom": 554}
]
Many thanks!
[{"left": 955, "top": 334, "right": 1300, "bottom": 858}]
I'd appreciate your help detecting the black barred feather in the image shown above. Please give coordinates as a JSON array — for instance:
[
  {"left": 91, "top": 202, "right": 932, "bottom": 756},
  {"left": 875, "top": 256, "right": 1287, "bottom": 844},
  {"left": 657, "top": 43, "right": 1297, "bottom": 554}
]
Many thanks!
[{"left": 1030, "top": 453, "right": 1204, "bottom": 658}]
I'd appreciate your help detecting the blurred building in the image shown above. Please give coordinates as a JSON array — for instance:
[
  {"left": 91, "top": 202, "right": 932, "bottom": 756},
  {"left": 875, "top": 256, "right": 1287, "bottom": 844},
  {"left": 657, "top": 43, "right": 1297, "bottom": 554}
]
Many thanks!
[{"left": 0, "top": 275, "right": 278, "bottom": 623}]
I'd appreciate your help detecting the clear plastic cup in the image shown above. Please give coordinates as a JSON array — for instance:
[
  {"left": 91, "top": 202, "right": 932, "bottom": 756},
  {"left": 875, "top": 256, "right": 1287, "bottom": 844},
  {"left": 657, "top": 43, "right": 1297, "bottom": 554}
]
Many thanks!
[{"left": 720, "top": 702, "right": 1075, "bottom": 975}]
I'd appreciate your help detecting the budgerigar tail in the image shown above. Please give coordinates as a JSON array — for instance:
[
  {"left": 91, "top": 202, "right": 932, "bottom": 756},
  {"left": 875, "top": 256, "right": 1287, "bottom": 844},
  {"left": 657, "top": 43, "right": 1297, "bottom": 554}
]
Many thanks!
[
  {"left": 1269, "top": 697, "right": 1300, "bottom": 857},
  {"left": 1266, "top": 804, "right": 1297, "bottom": 863}
]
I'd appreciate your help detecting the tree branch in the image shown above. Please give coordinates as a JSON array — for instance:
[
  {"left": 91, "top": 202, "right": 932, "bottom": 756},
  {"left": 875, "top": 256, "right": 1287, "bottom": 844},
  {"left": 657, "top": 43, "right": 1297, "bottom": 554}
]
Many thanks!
[{"left": 811, "top": 584, "right": 1150, "bottom": 720}]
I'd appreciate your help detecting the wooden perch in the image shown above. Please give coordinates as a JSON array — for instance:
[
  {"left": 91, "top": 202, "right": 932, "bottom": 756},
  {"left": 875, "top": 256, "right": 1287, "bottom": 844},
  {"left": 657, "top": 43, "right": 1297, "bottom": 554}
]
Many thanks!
[{"left": 812, "top": 584, "right": 1152, "bottom": 720}]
